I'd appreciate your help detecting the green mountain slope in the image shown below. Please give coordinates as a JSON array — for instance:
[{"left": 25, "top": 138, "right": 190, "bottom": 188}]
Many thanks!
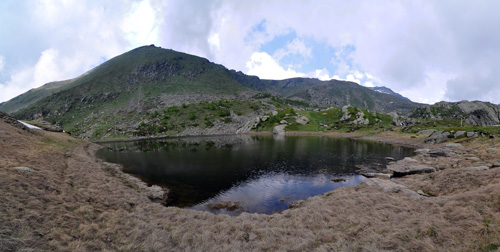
[
  {"left": 6, "top": 45, "right": 422, "bottom": 139},
  {"left": 230, "top": 71, "right": 419, "bottom": 111},
  {"left": 0, "top": 79, "right": 79, "bottom": 114}
]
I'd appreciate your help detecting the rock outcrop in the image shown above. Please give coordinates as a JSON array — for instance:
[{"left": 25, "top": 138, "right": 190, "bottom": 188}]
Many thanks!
[
  {"left": 424, "top": 131, "right": 450, "bottom": 144},
  {"left": 273, "top": 125, "right": 286, "bottom": 135},
  {"left": 364, "top": 178, "right": 420, "bottom": 197}
]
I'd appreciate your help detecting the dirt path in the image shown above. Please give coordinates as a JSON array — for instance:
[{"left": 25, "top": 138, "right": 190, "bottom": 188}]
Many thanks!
[{"left": 2, "top": 119, "right": 500, "bottom": 251}]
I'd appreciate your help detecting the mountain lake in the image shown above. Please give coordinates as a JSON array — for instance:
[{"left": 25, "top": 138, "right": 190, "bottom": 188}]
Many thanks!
[{"left": 96, "top": 135, "right": 414, "bottom": 215}]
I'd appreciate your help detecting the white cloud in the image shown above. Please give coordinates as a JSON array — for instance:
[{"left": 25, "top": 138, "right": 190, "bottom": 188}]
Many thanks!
[
  {"left": 309, "top": 68, "right": 332, "bottom": 81},
  {"left": 121, "top": 0, "right": 160, "bottom": 47},
  {"left": 208, "top": 33, "right": 220, "bottom": 49},
  {"left": 0, "top": 55, "right": 4, "bottom": 72},
  {"left": 273, "top": 38, "right": 312, "bottom": 61},
  {"left": 345, "top": 74, "right": 360, "bottom": 84},
  {"left": 363, "top": 81, "right": 374, "bottom": 87},
  {"left": 246, "top": 52, "right": 305, "bottom": 80}
]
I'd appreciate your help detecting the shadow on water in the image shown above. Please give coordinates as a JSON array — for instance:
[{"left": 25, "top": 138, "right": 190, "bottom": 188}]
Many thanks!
[{"left": 96, "top": 135, "right": 414, "bottom": 215}]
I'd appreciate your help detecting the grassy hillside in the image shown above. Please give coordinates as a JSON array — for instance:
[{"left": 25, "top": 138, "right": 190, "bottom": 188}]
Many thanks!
[
  {"left": 289, "top": 81, "right": 418, "bottom": 111},
  {"left": 8, "top": 45, "right": 422, "bottom": 139},
  {"left": 0, "top": 79, "right": 79, "bottom": 114}
]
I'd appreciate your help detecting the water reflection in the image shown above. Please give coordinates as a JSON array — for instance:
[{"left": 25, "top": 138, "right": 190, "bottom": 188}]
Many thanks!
[{"left": 97, "top": 135, "right": 414, "bottom": 215}]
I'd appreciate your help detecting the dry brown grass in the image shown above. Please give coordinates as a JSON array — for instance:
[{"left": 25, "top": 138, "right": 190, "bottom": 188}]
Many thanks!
[{"left": 2, "top": 119, "right": 500, "bottom": 251}]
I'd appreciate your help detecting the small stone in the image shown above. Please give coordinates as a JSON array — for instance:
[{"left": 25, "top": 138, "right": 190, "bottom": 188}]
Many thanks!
[
  {"left": 417, "top": 190, "right": 430, "bottom": 197},
  {"left": 466, "top": 157, "right": 480, "bottom": 161},
  {"left": 279, "top": 120, "right": 288, "bottom": 124},
  {"left": 464, "top": 166, "right": 489, "bottom": 171},
  {"left": 445, "top": 143, "right": 462, "bottom": 148},
  {"left": 491, "top": 163, "right": 500, "bottom": 168},
  {"left": 13, "top": 166, "right": 35, "bottom": 172},
  {"left": 385, "top": 157, "right": 395, "bottom": 161}
]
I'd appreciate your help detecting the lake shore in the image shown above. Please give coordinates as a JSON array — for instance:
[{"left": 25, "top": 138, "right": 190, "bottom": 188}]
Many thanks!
[{"left": 2, "top": 119, "right": 500, "bottom": 251}]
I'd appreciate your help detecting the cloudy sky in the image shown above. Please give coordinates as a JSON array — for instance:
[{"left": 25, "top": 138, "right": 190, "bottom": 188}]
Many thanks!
[{"left": 1, "top": 0, "right": 499, "bottom": 104}]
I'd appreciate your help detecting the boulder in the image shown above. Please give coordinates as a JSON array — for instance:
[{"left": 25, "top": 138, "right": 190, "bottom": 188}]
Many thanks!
[
  {"left": 360, "top": 172, "right": 392, "bottom": 179},
  {"left": 387, "top": 163, "right": 436, "bottom": 176},
  {"left": 351, "top": 111, "right": 369, "bottom": 125},
  {"left": 363, "top": 178, "right": 420, "bottom": 197},
  {"left": 445, "top": 143, "right": 463, "bottom": 148},
  {"left": 295, "top": 115, "right": 310, "bottom": 125},
  {"left": 466, "top": 132, "right": 478, "bottom": 138},
  {"left": 425, "top": 131, "right": 450, "bottom": 144},
  {"left": 427, "top": 148, "right": 456, "bottom": 157},
  {"left": 339, "top": 105, "right": 351, "bottom": 122},
  {"left": 273, "top": 125, "right": 286, "bottom": 135},
  {"left": 146, "top": 185, "right": 164, "bottom": 201},
  {"left": 457, "top": 101, "right": 500, "bottom": 126},
  {"left": 454, "top": 131, "right": 466, "bottom": 138}
]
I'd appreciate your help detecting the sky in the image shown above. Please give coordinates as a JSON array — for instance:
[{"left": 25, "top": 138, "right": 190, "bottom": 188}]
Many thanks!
[{"left": 1, "top": 0, "right": 500, "bottom": 105}]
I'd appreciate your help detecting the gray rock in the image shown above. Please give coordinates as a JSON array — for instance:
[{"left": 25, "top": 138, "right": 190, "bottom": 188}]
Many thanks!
[
  {"left": 400, "top": 157, "right": 418, "bottom": 163},
  {"left": 425, "top": 131, "right": 450, "bottom": 144},
  {"left": 260, "top": 116, "right": 269, "bottom": 122},
  {"left": 279, "top": 120, "right": 288, "bottom": 125},
  {"left": 361, "top": 172, "right": 392, "bottom": 179},
  {"left": 457, "top": 101, "right": 500, "bottom": 126},
  {"left": 363, "top": 178, "right": 420, "bottom": 197},
  {"left": 445, "top": 143, "right": 463, "bottom": 148},
  {"left": 417, "top": 190, "right": 430, "bottom": 197},
  {"left": 272, "top": 125, "right": 286, "bottom": 135},
  {"left": 146, "top": 185, "right": 164, "bottom": 201},
  {"left": 272, "top": 111, "right": 278, "bottom": 116},
  {"left": 454, "top": 131, "right": 466, "bottom": 138},
  {"left": 339, "top": 105, "right": 351, "bottom": 122},
  {"left": 351, "top": 111, "right": 369, "bottom": 125},
  {"left": 427, "top": 148, "right": 456, "bottom": 157},
  {"left": 492, "top": 163, "right": 500, "bottom": 168},
  {"left": 417, "top": 129, "right": 437, "bottom": 136},
  {"left": 387, "top": 163, "right": 436, "bottom": 176},
  {"left": 295, "top": 115, "right": 310, "bottom": 125},
  {"left": 385, "top": 157, "right": 395, "bottom": 161},
  {"left": 467, "top": 132, "right": 478, "bottom": 138},
  {"left": 236, "top": 117, "right": 261, "bottom": 133},
  {"left": 464, "top": 166, "right": 489, "bottom": 171},
  {"left": 13, "top": 166, "right": 35, "bottom": 172},
  {"left": 414, "top": 148, "right": 430, "bottom": 154},
  {"left": 466, "top": 157, "right": 480, "bottom": 161}
]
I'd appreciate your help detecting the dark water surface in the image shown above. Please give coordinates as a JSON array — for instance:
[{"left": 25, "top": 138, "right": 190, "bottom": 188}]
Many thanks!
[{"left": 96, "top": 135, "right": 414, "bottom": 215}]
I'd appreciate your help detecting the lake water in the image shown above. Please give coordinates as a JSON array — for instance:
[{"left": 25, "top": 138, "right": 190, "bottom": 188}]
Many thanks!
[{"left": 96, "top": 135, "right": 414, "bottom": 215}]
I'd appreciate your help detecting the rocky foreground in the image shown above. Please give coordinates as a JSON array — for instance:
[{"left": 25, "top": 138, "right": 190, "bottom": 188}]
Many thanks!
[{"left": 1, "top": 114, "right": 500, "bottom": 251}]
